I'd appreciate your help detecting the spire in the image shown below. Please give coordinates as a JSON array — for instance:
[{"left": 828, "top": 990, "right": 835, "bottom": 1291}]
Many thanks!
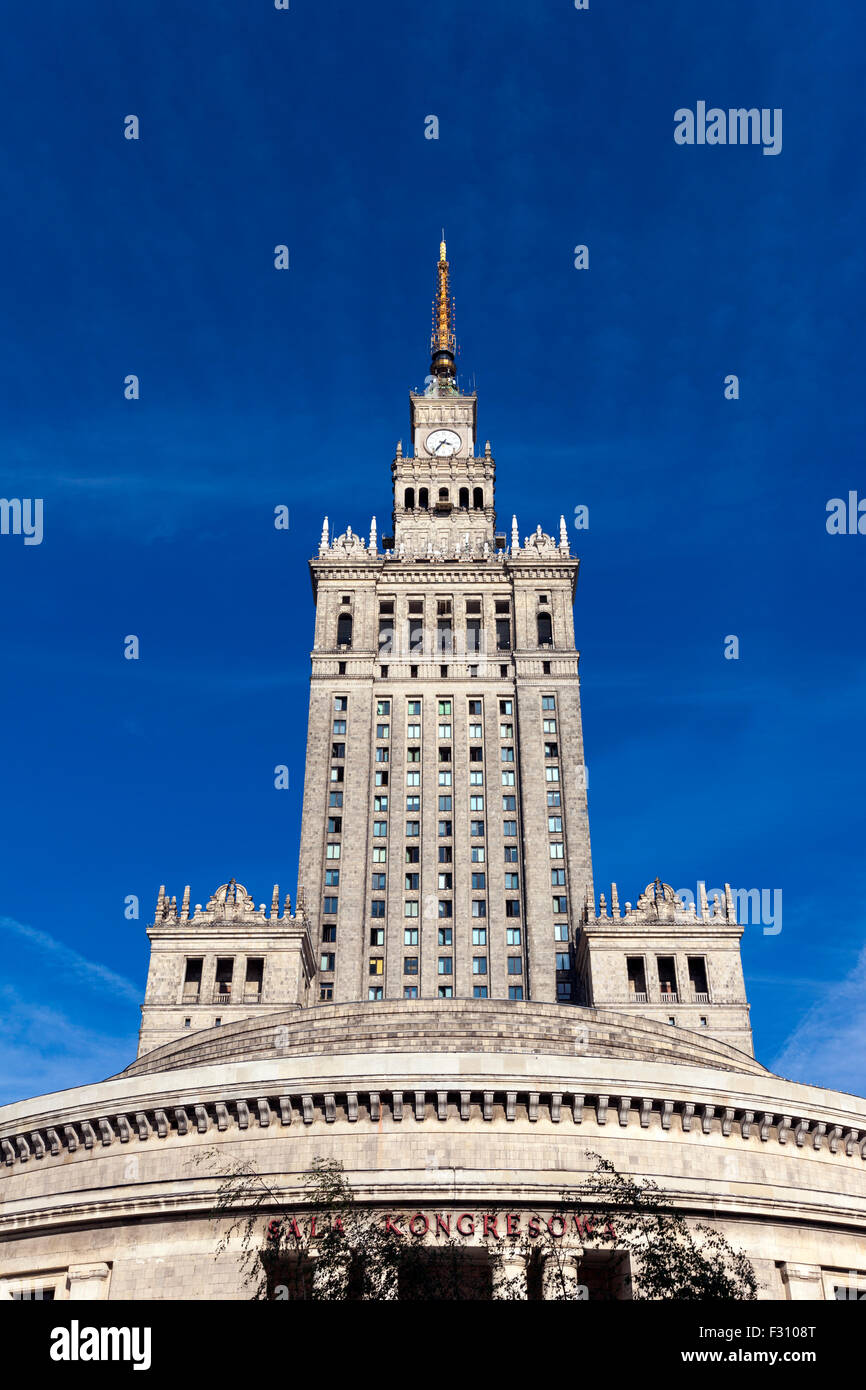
[{"left": 430, "top": 233, "right": 457, "bottom": 390}]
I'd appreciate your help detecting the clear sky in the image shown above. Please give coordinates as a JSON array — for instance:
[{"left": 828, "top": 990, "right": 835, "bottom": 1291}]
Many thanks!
[{"left": 1, "top": 1, "right": 864, "bottom": 1103}]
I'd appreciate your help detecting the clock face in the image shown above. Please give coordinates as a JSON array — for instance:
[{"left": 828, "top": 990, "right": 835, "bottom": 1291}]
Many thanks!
[{"left": 426, "top": 428, "right": 461, "bottom": 457}]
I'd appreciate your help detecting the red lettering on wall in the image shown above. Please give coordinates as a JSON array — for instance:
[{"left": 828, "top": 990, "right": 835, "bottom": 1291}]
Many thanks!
[
  {"left": 571, "top": 1215, "right": 584, "bottom": 1237},
  {"left": 506, "top": 1214, "right": 521, "bottom": 1237},
  {"left": 527, "top": 1215, "right": 541, "bottom": 1238},
  {"left": 289, "top": 1218, "right": 303, "bottom": 1240},
  {"left": 457, "top": 1213, "right": 475, "bottom": 1236},
  {"left": 583, "top": 1216, "right": 595, "bottom": 1236},
  {"left": 547, "top": 1214, "right": 566, "bottom": 1238},
  {"left": 605, "top": 1220, "right": 616, "bottom": 1238},
  {"left": 435, "top": 1214, "right": 451, "bottom": 1236},
  {"left": 385, "top": 1216, "right": 405, "bottom": 1237},
  {"left": 409, "top": 1212, "right": 430, "bottom": 1237},
  {"left": 482, "top": 1214, "right": 499, "bottom": 1239},
  {"left": 309, "top": 1216, "right": 317, "bottom": 1241}
]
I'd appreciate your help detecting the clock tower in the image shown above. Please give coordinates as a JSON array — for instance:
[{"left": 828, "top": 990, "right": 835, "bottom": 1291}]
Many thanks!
[{"left": 298, "top": 237, "right": 593, "bottom": 1008}]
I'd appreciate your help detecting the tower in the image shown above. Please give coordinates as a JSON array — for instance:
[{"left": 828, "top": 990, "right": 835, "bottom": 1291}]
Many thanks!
[{"left": 297, "top": 238, "right": 594, "bottom": 1007}]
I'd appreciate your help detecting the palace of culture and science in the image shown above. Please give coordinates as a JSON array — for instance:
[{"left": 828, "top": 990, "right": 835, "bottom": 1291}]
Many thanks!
[{"left": 0, "top": 243, "right": 864, "bottom": 1302}]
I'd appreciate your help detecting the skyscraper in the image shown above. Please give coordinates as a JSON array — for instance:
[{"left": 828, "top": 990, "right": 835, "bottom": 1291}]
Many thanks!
[{"left": 298, "top": 238, "right": 593, "bottom": 1009}]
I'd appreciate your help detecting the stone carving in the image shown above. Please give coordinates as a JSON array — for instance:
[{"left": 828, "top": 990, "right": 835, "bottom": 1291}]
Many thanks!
[{"left": 523, "top": 524, "right": 558, "bottom": 556}]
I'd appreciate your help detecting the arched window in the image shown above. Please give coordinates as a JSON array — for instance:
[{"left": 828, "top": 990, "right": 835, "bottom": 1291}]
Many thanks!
[
  {"left": 438, "top": 487, "right": 449, "bottom": 502},
  {"left": 418, "top": 487, "right": 429, "bottom": 510},
  {"left": 472, "top": 486, "right": 484, "bottom": 509},
  {"left": 404, "top": 487, "right": 415, "bottom": 510},
  {"left": 537, "top": 612, "right": 553, "bottom": 647},
  {"left": 459, "top": 487, "right": 469, "bottom": 509},
  {"left": 337, "top": 613, "right": 353, "bottom": 648}
]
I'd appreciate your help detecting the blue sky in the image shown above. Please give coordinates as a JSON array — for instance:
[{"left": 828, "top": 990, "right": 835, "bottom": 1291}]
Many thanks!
[{"left": 1, "top": 1, "right": 864, "bottom": 1102}]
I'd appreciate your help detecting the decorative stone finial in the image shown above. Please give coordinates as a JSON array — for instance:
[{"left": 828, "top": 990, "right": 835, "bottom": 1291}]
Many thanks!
[
  {"left": 319, "top": 516, "right": 329, "bottom": 556},
  {"left": 396, "top": 440, "right": 403, "bottom": 458},
  {"left": 511, "top": 514, "right": 520, "bottom": 554},
  {"left": 283, "top": 891, "right": 292, "bottom": 918},
  {"left": 180, "top": 885, "right": 190, "bottom": 921},
  {"left": 559, "top": 515, "right": 570, "bottom": 555},
  {"left": 271, "top": 884, "right": 280, "bottom": 917},
  {"left": 484, "top": 439, "right": 492, "bottom": 457},
  {"left": 369, "top": 517, "right": 377, "bottom": 554}
]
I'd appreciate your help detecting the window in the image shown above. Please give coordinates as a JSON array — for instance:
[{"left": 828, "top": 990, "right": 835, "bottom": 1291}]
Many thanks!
[
  {"left": 501, "top": 747, "right": 514, "bottom": 762},
  {"left": 374, "top": 771, "right": 388, "bottom": 786},
  {"left": 322, "top": 926, "right": 337, "bottom": 944},
  {"left": 548, "top": 816, "right": 563, "bottom": 832},
  {"left": 471, "top": 846, "right": 486, "bottom": 863},
  {"left": 404, "top": 900, "right": 419, "bottom": 917},
  {"left": 469, "top": 746, "right": 483, "bottom": 761},
  {"left": 326, "top": 843, "right": 341, "bottom": 859},
  {"left": 657, "top": 957, "right": 678, "bottom": 998},
  {"left": 438, "top": 795, "right": 452, "bottom": 811},
  {"left": 504, "top": 846, "right": 518, "bottom": 863},
  {"left": 503, "top": 821, "right": 517, "bottom": 836},
  {"left": 337, "top": 613, "right": 353, "bottom": 647},
  {"left": 407, "top": 723, "right": 421, "bottom": 739},
  {"left": 319, "top": 985, "right": 333, "bottom": 1002},
  {"left": 546, "top": 767, "right": 560, "bottom": 782},
  {"left": 320, "top": 953, "right": 335, "bottom": 972},
  {"left": 500, "top": 723, "right": 513, "bottom": 739},
  {"left": 183, "top": 1017, "right": 191, "bottom": 1028},
  {"left": 469, "top": 770, "right": 484, "bottom": 785},
  {"left": 376, "top": 723, "right": 390, "bottom": 739},
  {"left": 544, "top": 743, "right": 559, "bottom": 759},
  {"left": 502, "top": 795, "right": 516, "bottom": 812},
  {"left": 507, "top": 957, "right": 523, "bottom": 975},
  {"left": 473, "top": 985, "right": 489, "bottom": 998},
  {"left": 374, "top": 795, "right": 388, "bottom": 812},
  {"left": 542, "top": 695, "right": 556, "bottom": 710},
  {"left": 404, "top": 986, "right": 419, "bottom": 999},
  {"left": 557, "top": 981, "right": 573, "bottom": 1001},
  {"left": 373, "top": 847, "right": 387, "bottom": 863},
  {"left": 551, "top": 868, "right": 566, "bottom": 885},
  {"left": 377, "top": 700, "right": 391, "bottom": 716},
  {"left": 438, "top": 957, "right": 453, "bottom": 975},
  {"left": 334, "top": 696, "right": 348, "bottom": 711},
  {"left": 406, "top": 820, "right": 420, "bottom": 836},
  {"left": 543, "top": 719, "right": 557, "bottom": 734},
  {"left": 438, "top": 872, "right": 453, "bottom": 890},
  {"left": 473, "top": 486, "right": 484, "bottom": 508},
  {"left": 370, "top": 900, "right": 385, "bottom": 918},
  {"left": 438, "top": 985, "right": 454, "bottom": 998},
  {"left": 330, "top": 767, "right": 344, "bottom": 783},
  {"left": 505, "top": 873, "right": 519, "bottom": 890},
  {"left": 327, "top": 816, "right": 342, "bottom": 833},
  {"left": 466, "top": 618, "right": 481, "bottom": 653},
  {"left": 404, "top": 928, "right": 419, "bottom": 945},
  {"left": 555, "top": 923, "right": 569, "bottom": 942},
  {"left": 369, "top": 928, "right": 384, "bottom": 946},
  {"left": 552, "top": 896, "right": 568, "bottom": 914},
  {"left": 505, "top": 900, "right": 521, "bottom": 918},
  {"left": 438, "top": 927, "right": 453, "bottom": 945},
  {"left": 406, "top": 747, "right": 421, "bottom": 762},
  {"left": 375, "top": 747, "right": 390, "bottom": 763},
  {"left": 547, "top": 790, "right": 561, "bottom": 806},
  {"left": 405, "top": 872, "right": 419, "bottom": 890},
  {"left": 438, "top": 846, "right": 452, "bottom": 863},
  {"left": 373, "top": 821, "right": 388, "bottom": 837},
  {"left": 404, "top": 957, "right": 419, "bottom": 974},
  {"left": 496, "top": 618, "right": 511, "bottom": 651},
  {"left": 406, "top": 771, "right": 421, "bottom": 786},
  {"left": 438, "top": 723, "right": 452, "bottom": 739},
  {"left": 333, "top": 719, "right": 346, "bottom": 735},
  {"left": 438, "top": 901, "right": 453, "bottom": 919},
  {"left": 506, "top": 927, "right": 522, "bottom": 946},
  {"left": 508, "top": 986, "right": 524, "bottom": 1001},
  {"left": 407, "top": 700, "right": 421, "bottom": 715},
  {"left": 437, "top": 620, "right": 453, "bottom": 654},
  {"left": 438, "top": 770, "right": 452, "bottom": 786},
  {"left": 323, "top": 896, "right": 338, "bottom": 915},
  {"left": 472, "top": 957, "right": 488, "bottom": 975},
  {"left": 549, "top": 843, "right": 564, "bottom": 859},
  {"left": 438, "top": 820, "right": 452, "bottom": 837},
  {"left": 469, "top": 723, "right": 483, "bottom": 739},
  {"left": 438, "top": 700, "right": 452, "bottom": 715},
  {"left": 470, "top": 820, "right": 485, "bottom": 837},
  {"left": 471, "top": 872, "right": 486, "bottom": 890},
  {"left": 556, "top": 952, "right": 570, "bottom": 972},
  {"left": 501, "top": 771, "right": 515, "bottom": 786},
  {"left": 369, "top": 986, "right": 384, "bottom": 1001},
  {"left": 470, "top": 795, "right": 484, "bottom": 812},
  {"left": 331, "top": 743, "right": 346, "bottom": 760},
  {"left": 499, "top": 699, "right": 512, "bottom": 715},
  {"left": 472, "top": 927, "right": 488, "bottom": 946},
  {"left": 537, "top": 613, "right": 553, "bottom": 646},
  {"left": 472, "top": 900, "right": 487, "bottom": 918},
  {"left": 404, "top": 486, "right": 415, "bottom": 508},
  {"left": 405, "top": 846, "right": 419, "bottom": 863},
  {"left": 329, "top": 791, "right": 343, "bottom": 807},
  {"left": 468, "top": 699, "right": 482, "bottom": 715}
]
